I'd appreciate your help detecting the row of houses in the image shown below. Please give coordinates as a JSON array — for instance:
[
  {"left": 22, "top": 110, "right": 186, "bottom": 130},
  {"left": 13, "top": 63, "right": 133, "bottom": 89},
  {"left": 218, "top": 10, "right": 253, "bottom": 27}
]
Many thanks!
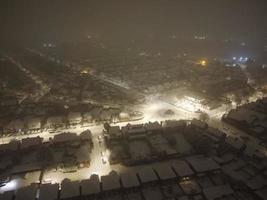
[
  {"left": 105, "top": 120, "right": 189, "bottom": 165},
  {"left": 2, "top": 152, "right": 267, "bottom": 200},
  {"left": 223, "top": 98, "right": 267, "bottom": 138},
  {"left": 185, "top": 118, "right": 249, "bottom": 157},
  {"left": 0, "top": 130, "right": 93, "bottom": 175},
  {"left": 0, "top": 157, "right": 222, "bottom": 200},
  {"left": 105, "top": 120, "right": 187, "bottom": 142},
  {"left": 1, "top": 108, "right": 127, "bottom": 134},
  {"left": 105, "top": 118, "right": 262, "bottom": 166},
  {"left": 0, "top": 130, "right": 92, "bottom": 155}
]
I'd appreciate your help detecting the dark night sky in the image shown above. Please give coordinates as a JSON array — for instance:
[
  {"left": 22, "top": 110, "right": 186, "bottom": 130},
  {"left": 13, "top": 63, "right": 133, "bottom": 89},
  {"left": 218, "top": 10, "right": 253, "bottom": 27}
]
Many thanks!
[{"left": 0, "top": 0, "right": 266, "bottom": 45}]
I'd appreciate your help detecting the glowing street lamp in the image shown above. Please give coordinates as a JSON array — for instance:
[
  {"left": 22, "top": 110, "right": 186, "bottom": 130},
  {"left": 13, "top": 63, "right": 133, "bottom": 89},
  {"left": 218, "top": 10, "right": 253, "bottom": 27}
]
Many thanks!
[{"left": 200, "top": 60, "right": 207, "bottom": 66}]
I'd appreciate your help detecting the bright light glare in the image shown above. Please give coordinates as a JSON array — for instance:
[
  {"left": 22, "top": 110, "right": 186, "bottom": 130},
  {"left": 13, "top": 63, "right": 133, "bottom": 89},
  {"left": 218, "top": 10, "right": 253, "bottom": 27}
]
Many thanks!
[
  {"left": 200, "top": 60, "right": 207, "bottom": 66},
  {"left": 176, "top": 97, "right": 202, "bottom": 112},
  {"left": 0, "top": 180, "right": 18, "bottom": 192}
]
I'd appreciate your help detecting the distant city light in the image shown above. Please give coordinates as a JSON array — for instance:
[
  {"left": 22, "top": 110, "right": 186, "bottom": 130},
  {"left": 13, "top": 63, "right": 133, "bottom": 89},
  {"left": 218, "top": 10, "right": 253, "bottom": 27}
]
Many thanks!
[
  {"left": 81, "top": 70, "right": 89, "bottom": 74},
  {"left": 200, "top": 60, "right": 207, "bottom": 66},
  {"left": 233, "top": 56, "right": 249, "bottom": 63},
  {"left": 194, "top": 36, "right": 206, "bottom": 40}
]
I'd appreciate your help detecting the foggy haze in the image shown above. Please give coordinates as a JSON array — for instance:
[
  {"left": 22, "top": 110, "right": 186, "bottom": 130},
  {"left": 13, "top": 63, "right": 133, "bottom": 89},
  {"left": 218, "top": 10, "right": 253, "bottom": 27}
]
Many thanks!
[{"left": 0, "top": 0, "right": 266, "bottom": 45}]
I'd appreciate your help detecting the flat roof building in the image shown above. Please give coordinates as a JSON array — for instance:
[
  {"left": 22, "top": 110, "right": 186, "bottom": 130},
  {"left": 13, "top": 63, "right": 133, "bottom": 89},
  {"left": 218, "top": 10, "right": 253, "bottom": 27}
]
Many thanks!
[
  {"left": 162, "top": 120, "right": 186, "bottom": 132},
  {"left": 39, "top": 183, "right": 59, "bottom": 200},
  {"left": 12, "top": 164, "right": 42, "bottom": 174},
  {"left": 46, "top": 116, "right": 64, "bottom": 127},
  {"left": 79, "top": 130, "right": 92, "bottom": 141},
  {"left": 123, "top": 124, "right": 146, "bottom": 138},
  {"left": 26, "top": 117, "right": 42, "bottom": 130},
  {"left": 144, "top": 121, "right": 162, "bottom": 133},
  {"left": 101, "top": 173, "right": 121, "bottom": 192},
  {"left": 172, "top": 160, "right": 195, "bottom": 177},
  {"left": 81, "top": 174, "right": 100, "bottom": 196},
  {"left": 205, "top": 127, "right": 226, "bottom": 141},
  {"left": 60, "top": 180, "right": 80, "bottom": 200},
  {"left": 82, "top": 112, "right": 93, "bottom": 122},
  {"left": 203, "top": 185, "right": 234, "bottom": 200},
  {"left": 0, "top": 140, "right": 19, "bottom": 153},
  {"left": 15, "top": 185, "right": 37, "bottom": 200},
  {"left": 108, "top": 126, "right": 122, "bottom": 139},
  {"left": 53, "top": 132, "right": 79, "bottom": 144},
  {"left": 142, "top": 187, "right": 164, "bottom": 200},
  {"left": 227, "top": 108, "right": 265, "bottom": 125},
  {"left": 190, "top": 119, "right": 208, "bottom": 130},
  {"left": 186, "top": 156, "right": 220, "bottom": 173},
  {"left": 68, "top": 112, "right": 82, "bottom": 125},
  {"left": 21, "top": 136, "right": 43, "bottom": 150},
  {"left": 137, "top": 167, "right": 158, "bottom": 184},
  {"left": 154, "top": 164, "right": 177, "bottom": 181},
  {"left": 120, "top": 172, "right": 140, "bottom": 188},
  {"left": 4, "top": 119, "right": 24, "bottom": 132},
  {"left": 225, "top": 136, "right": 246, "bottom": 151}
]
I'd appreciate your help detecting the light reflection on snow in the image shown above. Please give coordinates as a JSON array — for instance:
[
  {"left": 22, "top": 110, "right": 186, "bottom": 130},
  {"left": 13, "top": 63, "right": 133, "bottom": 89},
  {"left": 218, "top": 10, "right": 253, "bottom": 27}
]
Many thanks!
[{"left": 0, "top": 179, "right": 18, "bottom": 193}]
